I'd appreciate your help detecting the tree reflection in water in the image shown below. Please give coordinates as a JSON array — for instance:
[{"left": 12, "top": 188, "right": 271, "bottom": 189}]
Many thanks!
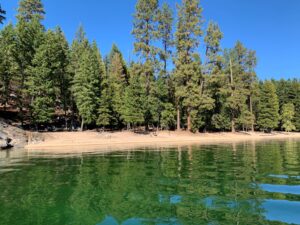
[{"left": 0, "top": 140, "right": 299, "bottom": 225}]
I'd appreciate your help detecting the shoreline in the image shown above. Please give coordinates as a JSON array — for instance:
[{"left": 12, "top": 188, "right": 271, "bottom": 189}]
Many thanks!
[{"left": 25, "top": 131, "right": 300, "bottom": 153}]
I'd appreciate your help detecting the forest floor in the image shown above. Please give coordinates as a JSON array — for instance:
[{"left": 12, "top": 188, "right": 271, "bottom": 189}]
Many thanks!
[{"left": 25, "top": 130, "right": 300, "bottom": 153}]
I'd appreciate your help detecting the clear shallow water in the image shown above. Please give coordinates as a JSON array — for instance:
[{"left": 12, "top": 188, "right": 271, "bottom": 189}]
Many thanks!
[{"left": 0, "top": 140, "right": 300, "bottom": 225}]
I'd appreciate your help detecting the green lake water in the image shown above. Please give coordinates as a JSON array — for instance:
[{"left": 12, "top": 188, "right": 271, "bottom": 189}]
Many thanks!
[{"left": 0, "top": 140, "right": 300, "bottom": 225}]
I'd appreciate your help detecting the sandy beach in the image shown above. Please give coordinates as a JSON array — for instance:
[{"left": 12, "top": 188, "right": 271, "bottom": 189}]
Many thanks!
[{"left": 25, "top": 131, "right": 300, "bottom": 153}]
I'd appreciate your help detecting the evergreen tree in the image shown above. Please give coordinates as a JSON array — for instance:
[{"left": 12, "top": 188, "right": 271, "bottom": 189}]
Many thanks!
[
  {"left": 122, "top": 64, "right": 146, "bottom": 127},
  {"left": 17, "top": 0, "right": 45, "bottom": 22},
  {"left": 14, "top": 15, "right": 45, "bottom": 124},
  {"left": 243, "top": 49, "right": 258, "bottom": 131},
  {"left": 155, "top": 3, "right": 176, "bottom": 129},
  {"left": 222, "top": 42, "right": 256, "bottom": 132},
  {"left": 257, "top": 81, "right": 280, "bottom": 131},
  {"left": 0, "top": 4, "right": 6, "bottom": 24},
  {"left": 204, "top": 21, "right": 224, "bottom": 131},
  {"left": 52, "top": 27, "right": 70, "bottom": 115},
  {"left": 173, "top": 0, "right": 204, "bottom": 131},
  {"left": 158, "top": 3, "right": 173, "bottom": 75},
  {"left": 69, "top": 25, "right": 90, "bottom": 128},
  {"left": 274, "top": 78, "right": 299, "bottom": 130},
  {"left": 97, "top": 74, "right": 112, "bottom": 128},
  {"left": 204, "top": 22, "right": 223, "bottom": 74},
  {"left": 281, "top": 103, "right": 296, "bottom": 132},
  {"left": 107, "top": 45, "right": 129, "bottom": 127},
  {"left": 132, "top": 0, "right": 159, "bottom": 63},
  {"left": 70, "top": 25, "right": 88, "bottom": 74},
  {"left": 92, "top": 42, "right": 112, "bottom": 128},
  {"left": 26, "top": 30, "right": 57, "bottom": 126},
  {"left": 132, "top": 0, "right": 160, "bottom": 129},
  {"left": 0, "top": 24, "right": 16, "bottom": 109},
  {"left": 72, "top": 41, "right": 102, "bottom": 130}
]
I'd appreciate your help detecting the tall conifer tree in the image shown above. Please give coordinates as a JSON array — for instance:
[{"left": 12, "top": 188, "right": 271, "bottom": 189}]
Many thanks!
[
  {"left": 106, "top": 45, "right": 129, "bottom": 127},
  {"left": 52, "top": 27, "right": 70, "bottom": 116},
  {"left": 0, "top": 24, "right": 16, "bottom": 109},
  {"left": 132, "top": 0, "right": 159, "bottom": 129},
  {"left": 173, "top": 0, "right": 203, "bottom": 131},
  {"left": 204, "top": 22, "right": 228, "bottom": 131},
  {"left": 26, "top": 30, "right": 57, "bottom": 126},
  {"left": 122, "top": 64, "right": 146, "bottom": 127},
  {"left": 158, "top": 3, "right": 173, "bottom": 75},
  {"left": 257, "top": 81, "right": 280, "bottom": 131},
  {"left": 72, "top": 39, "right": 103, "bottom": 130},
  {"left": 14, "top": 0, "right": 45, "bottom": 124}
]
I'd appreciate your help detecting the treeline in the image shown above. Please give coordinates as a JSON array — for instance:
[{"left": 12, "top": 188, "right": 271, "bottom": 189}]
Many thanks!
[{"left": 0, "top": 0, "right": 299, "bottom": 132}]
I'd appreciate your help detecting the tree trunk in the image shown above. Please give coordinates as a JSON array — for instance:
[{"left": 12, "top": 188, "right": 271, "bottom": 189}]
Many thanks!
[
  {"left": 249, "top": 95, "right": 255, "bottom": 132},
  {"left": 231, "top": 118, "right": 235, "bottom": 133},
  {"left": 187, "top": 109, "right": 191, "bottom": 132},
  {"left": 81, "top": 118, "right": 84, "bottom": 131},
  {"left": 177, "top": 107, "right": 181, "bottom": 131},
  {"left": 229, "top": 57, "right": 235, "bottom": 133}
]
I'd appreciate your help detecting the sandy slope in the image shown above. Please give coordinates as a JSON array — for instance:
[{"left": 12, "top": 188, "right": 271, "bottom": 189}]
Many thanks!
[{"left": 25, "top": 131, "right": 300, "bottom": 153}]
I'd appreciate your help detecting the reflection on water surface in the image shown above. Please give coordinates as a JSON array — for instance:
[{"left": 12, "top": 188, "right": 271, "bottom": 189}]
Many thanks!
[{"left": 0, "top": 139, "right": 300, "bottom": 225}]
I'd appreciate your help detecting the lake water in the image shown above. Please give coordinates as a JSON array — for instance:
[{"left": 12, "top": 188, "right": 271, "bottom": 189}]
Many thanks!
[{"left": 0, "top": 140, "right": 300, "bottom": 225}]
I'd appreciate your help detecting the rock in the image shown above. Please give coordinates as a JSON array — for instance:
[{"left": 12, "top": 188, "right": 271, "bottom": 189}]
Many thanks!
[
  {"left": 0, "top": 136, "right": 12, "bottom": 149},
  {"left": 0, "top": 139, "right": 8, "bottom": 149},
  {"left": 0, "top": 118, "right": 27, "bottom": 149}
]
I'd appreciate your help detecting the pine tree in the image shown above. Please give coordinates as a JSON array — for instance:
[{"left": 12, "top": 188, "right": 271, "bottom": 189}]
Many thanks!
[
  {"left": 92, "top": 42, "right": 112, "bottom": 128},
  {"left": 132, "top": 0, "right": 158, "bottom": 63},
  {"left": 72, "top": 41, "right": 102, "bottom": 130},
  {"left": 204, "top": 22, "right": 223, "bottom": 74},
  {"left": 52, "top": 27, "right": 70, "bottom": 115},
  {"left": 0, "top": 4, "right": 6, "bottom": 24},
  {"left": 17, "top": 0, "right": 45, "bottom": 22},
  {"left": 69, "top": 25, "right": 90, "bottom": 128},
  {"left": 222, "top": 42, "right": 256, "bottom": 132},
  {"left": 156, "top": 3, "right": 176, "bottom": 129},
  {"left": 26, "top": 30, "right": 58, "bottom": 126},
  {"left": 244, "top": 50, "right": 258, "bottom": 131},
  {"left": 14, "top": 14, "right": 45, "bottom": 124},
  {"left": 122, "top": 64, "right": 146, "bottom": 127},
  {"left": 160, "top": 102, "right": 176, "bottom": 130},
  {"left": 204, "top": 22, "right": 229, "bottom": 131},
  {"left": 203, "top": 22, "right": 224, "bottom": 131},
  {"left": 257, "top": 81, "right": 280, "bottom": 131},
  {"left": 97, "top": 74, "right": 112, "bottom": 128},
  {"left": 0, "top": 24, "right": 16, "bottom": 109},
  {"left": 107, "top": 45, "right": 129, "bottom": 127},
  {"left": 173, "top": 0, "right": 204, "bottom": 131},
  {"left": 274, "top": 78, "right": 300, "bottom": 130},
  {"left": 158, "top": 3, "right": 173, "bottom": 75},
  {"left": 132, "top": 0, "right": 159, "bottom": 129},
  {"left": 281, "top": 103, "right": 296, "bottom": 132}
]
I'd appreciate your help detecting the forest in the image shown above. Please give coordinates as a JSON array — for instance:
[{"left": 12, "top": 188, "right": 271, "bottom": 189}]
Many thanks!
[{"left": 0, "top": 0, "right": 299, "bottom": 133}]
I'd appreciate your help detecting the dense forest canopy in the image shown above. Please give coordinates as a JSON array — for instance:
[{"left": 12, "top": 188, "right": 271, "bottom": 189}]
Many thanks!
[{"left": 0, "top": 0, "right": 299, "bottom": 132}]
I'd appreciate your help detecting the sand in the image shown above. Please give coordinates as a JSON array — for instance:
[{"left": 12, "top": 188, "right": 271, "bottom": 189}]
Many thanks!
[{"left": 25, "top": 130, "right": 300, "bottom": 154}]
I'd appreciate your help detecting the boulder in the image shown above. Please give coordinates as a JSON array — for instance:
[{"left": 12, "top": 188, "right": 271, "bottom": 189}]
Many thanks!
[
  {"left": 0, "top": 119, "right": 27, "bottom": 149},
  {"left": 0, "top": 134, "right": 12, "bottom": 149}
]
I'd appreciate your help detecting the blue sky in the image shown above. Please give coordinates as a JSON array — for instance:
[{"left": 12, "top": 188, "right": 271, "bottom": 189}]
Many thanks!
[{"left": 1, "top": 0, "right": 300, "bottom": 80}]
